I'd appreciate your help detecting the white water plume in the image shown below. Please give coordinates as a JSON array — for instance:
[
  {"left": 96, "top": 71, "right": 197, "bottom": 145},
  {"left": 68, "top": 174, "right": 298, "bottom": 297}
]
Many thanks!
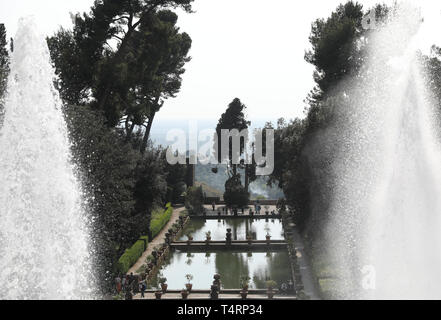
[
  {"left": 325, "top": 3, "right": 441, "bottom": 299},
  {"left": 0, "top": 17, "right": 94, "bottom": 300}
]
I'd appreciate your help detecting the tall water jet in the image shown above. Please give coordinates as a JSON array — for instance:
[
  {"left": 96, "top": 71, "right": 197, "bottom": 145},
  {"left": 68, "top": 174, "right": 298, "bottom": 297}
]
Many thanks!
[
  {"left": 324, "top": 3, "right": 441, "bottom": 299},
  {"left": 0, "top": 18, "right": 94, "bottom": 299}
]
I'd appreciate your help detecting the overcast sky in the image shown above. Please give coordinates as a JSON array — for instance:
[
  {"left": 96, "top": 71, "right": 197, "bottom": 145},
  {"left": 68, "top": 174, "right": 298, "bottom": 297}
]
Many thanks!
[{"left": 1, "top": 0, "right": 440, "bottom": 124}]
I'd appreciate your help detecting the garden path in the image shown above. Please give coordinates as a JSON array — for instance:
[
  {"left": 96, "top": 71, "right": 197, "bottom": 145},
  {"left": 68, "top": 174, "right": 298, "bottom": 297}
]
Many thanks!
[{"left": 128, "top": 206, "right": 185, "bottom": 275}]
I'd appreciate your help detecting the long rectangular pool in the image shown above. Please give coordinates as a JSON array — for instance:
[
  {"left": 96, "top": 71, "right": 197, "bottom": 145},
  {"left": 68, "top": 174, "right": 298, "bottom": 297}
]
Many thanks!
[
  {"left": 179, "top": 218, "right": 284, "bottom": 241},
  {"left": 148, "top": 251, "right": 292, "bottom": 290}
]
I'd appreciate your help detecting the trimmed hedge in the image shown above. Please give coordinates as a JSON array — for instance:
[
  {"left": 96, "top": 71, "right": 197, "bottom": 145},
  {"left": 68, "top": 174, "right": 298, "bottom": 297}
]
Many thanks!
[
  {"left": 150, "top": 203, "right": 173, "bottom": 238},
  {"left": 116, "top": 203, "right": 173, "bottom": 274},
  {"left": 116, "top": 237, "right": 147, "bottom": 275}
]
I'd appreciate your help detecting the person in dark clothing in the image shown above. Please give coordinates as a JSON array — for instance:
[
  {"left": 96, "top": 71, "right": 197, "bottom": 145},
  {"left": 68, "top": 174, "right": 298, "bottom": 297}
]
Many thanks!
[
  {"left": 132, "top": 277, "right": 139, "bottom": 294},
  {"left": 140, "top": 281, "right": 147, "bottom": 299}
]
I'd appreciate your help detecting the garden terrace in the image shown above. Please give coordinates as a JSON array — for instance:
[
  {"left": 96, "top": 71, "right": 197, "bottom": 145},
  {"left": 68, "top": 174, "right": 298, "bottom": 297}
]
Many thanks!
[
  {"left": 134, "top": 289, "right": 297, "bottom": 300},
  {"left": 170, "top": 240, "right": 288, "bottom": 252},
  {"left": 193, "top": 213, "right": 282, "bottom": 220}
]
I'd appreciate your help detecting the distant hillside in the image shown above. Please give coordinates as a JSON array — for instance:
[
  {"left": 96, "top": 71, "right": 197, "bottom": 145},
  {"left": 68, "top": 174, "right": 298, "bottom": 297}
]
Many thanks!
[
  {"left": 195, "top": 163, "right": 230, "bottom": 193},
  {"left": 150, "top": 119, "right": 284, "bottom": 200},
  {"left": 194, "top": 181, "right": 224, "bottom": 199},
  {"left": 150, "top": 118, "right": 273, "bottom": 147}
]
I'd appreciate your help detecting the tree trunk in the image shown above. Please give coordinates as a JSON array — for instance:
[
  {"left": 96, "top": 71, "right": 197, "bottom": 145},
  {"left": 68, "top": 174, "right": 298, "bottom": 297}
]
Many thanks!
[{"left": 140, "top": 111, "right": 156, "bottom": 154}]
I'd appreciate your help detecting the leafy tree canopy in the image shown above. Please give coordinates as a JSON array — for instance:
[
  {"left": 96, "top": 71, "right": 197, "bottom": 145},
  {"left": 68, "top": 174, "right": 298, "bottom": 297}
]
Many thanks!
[
  {"left": 215, "top": 98, "right": 250, "bottom": 171},
  {"left": 48, "top": 0, "right": 193, "bottom": 153}
]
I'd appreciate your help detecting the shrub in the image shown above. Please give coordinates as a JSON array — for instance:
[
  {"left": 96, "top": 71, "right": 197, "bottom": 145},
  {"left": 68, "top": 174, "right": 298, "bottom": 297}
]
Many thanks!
[
  {"left": 116, "top": 238, "right": 148, "bottom": 274},
  {"left": 224, "top": 175, "right": 249, "bottom": 208},
  {"left": 185, "top": 186, "right": 205, "bottom": 215},
  {"left": 276, "top": 198, "right": 287, "bottom": 213},
  {"left": 150, "top": 203, "right": 173, "bottom": 238},
  {"left": 116, "top": 203, "right": 173, "bottom": 274},
  {"left": 266, "top": 280, "right": 277, "bottom": 290}
]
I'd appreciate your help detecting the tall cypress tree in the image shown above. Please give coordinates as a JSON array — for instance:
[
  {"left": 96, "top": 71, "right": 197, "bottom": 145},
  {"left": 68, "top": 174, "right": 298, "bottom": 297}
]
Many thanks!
[
  {"left": 215, "top": 98, "right": 251, "bottom": 208},
  {"left": 215, "top": 98, "right": 250, "bottom": 176}
]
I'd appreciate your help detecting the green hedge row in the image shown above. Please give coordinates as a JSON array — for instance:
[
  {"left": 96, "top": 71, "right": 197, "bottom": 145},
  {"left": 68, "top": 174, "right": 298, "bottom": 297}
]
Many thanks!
[
  {"left": 150, "top": 203, "right": 173, "bottom": 238},
  {"left": 116, "top": 236, "right": 148, "bottom": 275},
  {"left": 116, "top": 203, "right": 173, "bottom": 274}
]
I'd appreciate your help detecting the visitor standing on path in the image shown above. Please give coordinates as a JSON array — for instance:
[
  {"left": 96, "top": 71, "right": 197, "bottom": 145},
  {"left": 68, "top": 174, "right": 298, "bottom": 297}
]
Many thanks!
[
  {"left": 255, "top": 201, "right": 261, "bottom": 215},
  {"left": 140, "top": 281, "right": 146, "bottom": 298},
  {"left": 131, "top": 276, "right": 139, "bottom": 294}
]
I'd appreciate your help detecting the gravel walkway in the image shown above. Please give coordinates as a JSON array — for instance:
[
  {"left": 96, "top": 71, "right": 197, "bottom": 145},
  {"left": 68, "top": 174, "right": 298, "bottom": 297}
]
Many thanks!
[{"left": 128, "top": 206, "right": 185, "bottom": 275}]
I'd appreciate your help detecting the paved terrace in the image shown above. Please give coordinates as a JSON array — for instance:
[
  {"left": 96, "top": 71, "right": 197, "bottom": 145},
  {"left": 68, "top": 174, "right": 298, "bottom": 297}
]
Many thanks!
[
  {"left": 134, "top": 289, "right": 296, "bottom": 300},
  {"left": 193, "top": 205, "right": 282, "bottom": 219},
  {"left": 170, "top": 240, "right": 288, "bottom": 252}
]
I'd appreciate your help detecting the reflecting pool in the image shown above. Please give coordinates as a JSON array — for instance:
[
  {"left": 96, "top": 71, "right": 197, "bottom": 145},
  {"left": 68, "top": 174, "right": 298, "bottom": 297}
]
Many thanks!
[
  {"left": 179, "top": 218, "right": 284, "bottom": 241},
  {"left": 149, "top": 251, "right": 292, "bottom": 290}
]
